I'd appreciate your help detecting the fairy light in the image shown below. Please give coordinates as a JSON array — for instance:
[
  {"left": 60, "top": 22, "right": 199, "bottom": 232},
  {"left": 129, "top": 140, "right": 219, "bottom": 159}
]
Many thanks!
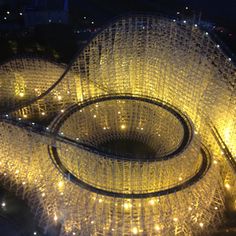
[
  {"left": 19, "top": 92, "right": 24, "bottom": 97},
  {"left": 154, "top": 224, "right": 161, "bottom": 231},
  {"left": 132, "top": 227, "right": 138, "bottom": 234},
  {"left": 121, "top": 124, "right": 126, "bottom": 130},
  {"left": 149, "top": 199, "right": 155, "bottom": 205},
  {"left": 54, "top": 214, "right": 58, "bottom": 222},
  {"left": 225, "top": 183, "right": 231, "bottom": 190}
]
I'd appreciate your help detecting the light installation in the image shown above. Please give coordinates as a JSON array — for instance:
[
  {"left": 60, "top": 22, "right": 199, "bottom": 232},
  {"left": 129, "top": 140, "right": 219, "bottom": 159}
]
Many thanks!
[{"left": 0, "top": 15, "right": 235, "bottom": 235}]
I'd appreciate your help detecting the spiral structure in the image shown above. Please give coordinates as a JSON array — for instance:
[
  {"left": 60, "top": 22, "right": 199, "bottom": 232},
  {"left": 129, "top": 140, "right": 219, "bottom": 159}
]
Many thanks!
[{"left": 0, "top": 15, "right": 235, "bottom": 235}]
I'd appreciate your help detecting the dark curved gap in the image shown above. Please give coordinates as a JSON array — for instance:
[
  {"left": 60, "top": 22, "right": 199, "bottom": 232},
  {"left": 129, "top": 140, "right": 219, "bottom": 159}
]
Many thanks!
[{"left": 49, "top": 95, "right": 193, "bottom": 161}]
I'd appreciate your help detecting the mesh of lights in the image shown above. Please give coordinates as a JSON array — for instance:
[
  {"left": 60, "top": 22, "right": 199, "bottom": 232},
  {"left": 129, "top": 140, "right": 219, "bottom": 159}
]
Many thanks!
[{"left": 0, "top": 15, "right": 235, "bottom": 235}]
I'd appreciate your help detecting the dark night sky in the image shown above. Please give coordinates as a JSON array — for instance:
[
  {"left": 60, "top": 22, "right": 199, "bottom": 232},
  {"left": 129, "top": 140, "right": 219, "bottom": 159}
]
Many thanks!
[{"left": 69, "top": 0, "right": 236, "bottom": 28}]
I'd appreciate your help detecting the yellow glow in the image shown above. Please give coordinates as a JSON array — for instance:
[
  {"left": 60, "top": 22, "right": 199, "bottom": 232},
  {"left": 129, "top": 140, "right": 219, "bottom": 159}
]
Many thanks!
[
  {"left": 41, "top": 112, "right": 45, "bottom": 116},
  {"left": 121, "top": 124, "right": 126, "bottom": 130},
  {"left": 58, "top": 181, "right": 64, "bottom": 189},
  {"left": 54, "top": 215, "right": 58, "bottom": 222},
  {"left": 19, "top": 92, "right": 24, "bottom": 97},
  {"left": 155, "top": 224, "right": 161, "bottom": 231},
  {"left": 149, "top": 199, "right": 155, "bottom": 205},
  {"left": 132, "top": 227, "right": 138, "bottom": 234},
  {"left": 199, "top": 222, "right": 204, "bottom": 228},
  {"left": 57, "top": 95, "right": 62, "bottom": 101},
  {"left": 124, "top": 202, "right": 132, "bottom": 210},
  {"left": 173, "top": 218, "right": 178, "bottom": 222},
  {"left": 225, "top": 183, "right": 231, "bottom": 189}
]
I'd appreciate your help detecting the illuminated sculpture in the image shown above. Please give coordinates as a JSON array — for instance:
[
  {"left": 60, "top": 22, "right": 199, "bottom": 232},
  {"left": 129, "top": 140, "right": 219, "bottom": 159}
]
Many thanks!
[{"left": 0, "top": 15, "right": 235, "bottom": 235}]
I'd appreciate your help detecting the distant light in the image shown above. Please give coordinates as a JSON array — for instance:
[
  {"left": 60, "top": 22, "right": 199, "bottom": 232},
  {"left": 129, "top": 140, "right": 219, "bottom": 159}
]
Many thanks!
[
  {"left": 61, "top": 109, "right": 64, "bottom": 113},
  {"left": 173, "top": 217, "right": 178, "bottom": 222},
  {"left": 6, "top": 11, "right": 10, "bottom": 15},
  {"left": 132, "top": 227, "right": 138, "bottom": 234},
  {"left": 205, "top": 32, "right": 209, "bottom": 35},
  {"left": 183, "top": 20, "right": 187, "bottom": 24},
  {"left": 72, "top": 233, "right": 76, "bottom": 236},
  {"left": 173, "top": 19, "right": 176, "bottom": 22},
  {"left": 33, "top": 232, "right": 37, "bottom": 235},
  {"left": 54, "top": 215, "right": 58, "bottom": 221},
  {"left": 149, "top": 199, "right": 155, "bottom": 205},
  {"left": 4, "top": 17, "right": 7, "bottom": 20},
  {"left": 19, "top": 12, "right": 23, "bottom": 16},
  {"left": 60, "top": 132, "right": 64, "bottom": 135},
  {"left": 19, "top": 92, "right": 24, "bottom": 97},
  {"left": 178, "top": 177, "right": 183, "bottom": 181},
  {"left": 214, "top": 206, "right": 218, "bottom": 210},
  {"left": 216, "top": 44, "right": 220, "bottom": 48},
  {"left": 228, "top": 58, "right": 232, "bottom": 61},
  {"left": 188, "top": 206, "right": 192, "bottom": 211},
  {"left": 199, "top": 222, "right": 204, "bottom": 228},
  {"left": 83, "top": 16, "right": 86, "bottom": 19},
  {"left": 58, "top": 181, "right": 64, "bottom": 188},
  {"left": 93, "top": 114, "right": 96, "bottom": 118},
  {"left": 91, "top": 21, "right": 94, "bottom": 24},
  {"left": 194, "top": 24, "right": 198, "bottom": 27},
  {"left": 41, "top": 112, "right": 45, "bottom": 116},
  {"left": 1, "top": 202, "right": 6, "bottom": 207},
  {"left": 213, "top": 160, "right": 218, "bottom": 164},
  {"left": 225, "top": 183, "right": 231, "bottom": 189},
  {"left": 154, "top": 224, "right": 160, "bottom": 231},
  {"left": 121, "top": 124, "right": 126, "bottom": 130},
  {"left": 176, "top": 12, "right": 180, "bottom": 15},
  {"left": 185, "top": 6, "right": 189, "bottom": 10},
  {"left": 49, "top": 19, "right": 52, "bottom": 23},
  {"left": 57, "top": 95, "right": 62, "bottom": 100}
]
